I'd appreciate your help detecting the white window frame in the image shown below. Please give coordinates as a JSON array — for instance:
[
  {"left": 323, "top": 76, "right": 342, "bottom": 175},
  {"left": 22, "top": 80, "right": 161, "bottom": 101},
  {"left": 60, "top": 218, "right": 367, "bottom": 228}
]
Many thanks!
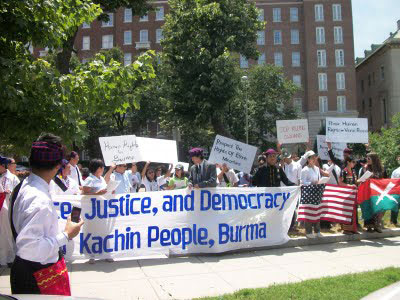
[
  {"left": 294, "top": 98, "right": 303, "bottom": 111},
  {"left": 156, "top": 6, "right": 164, "bottom": 20},
  {"left": 318, "top": 73, "right": 328, "bottom": 91},
  {"left": 337, "top": 96, "right": 346, "bottom": 112},
  {"left": 258, "top": 53, "right": 266, "bottom": 65},
  {"left": 101, "top": 34, "right": 113, "bottom": 49},
  {"left": 124, "top": 53, "right": 132, "bottom": 66},
  {"left": 257, "top": 31, "right": 265, "bottom": 45},
  {"left": 156, "top": 29, "right": 163, "bottom": 44},
  {"left": 274, "top": 52, "right": 283, "bottom": 67},
  {"left": 334, "top": 26, "right": 343, "bottom": 44},
  {"left": 140, "top": 14, "right": 148, "bottom": 22},
  {"left": 319, "top": 96, "right": 328, "bottom": 113},
  {"left": 292, "top": 52, "right": 300, "bottom": 67},
  {"left": 140, "top": 30, "right": 148, "bottom": 42},
  {"left": 82, "top": 22, "right": 90, "bottom": 29},
  {"left": 124, "top": 8, "right": 132, "bottom": 23},
  {"left": 274, "top": 30, "right": 282, "bottom": 45},
  {"left": 124, "top": 30, "right": 132, "bottom": 45},
  {"left": 291, "top": 29, "right": 299, "bottom": 44},
  {"left": 102, "top": 13, "right": 114, "bottom": 27},
  {"left": 316, "top": 27, "right": 325, "bottom": 44},
  {"left": 258, "top": 8, "right": 264, "bottom": 21},
  {"left": 240, "top": 54, "right": 248, "bottom": 69},
  {"left": 293, "top": 75, "right": 301, "bottom": 87},
  {"left": 336, "top": 72, "right": 345, "bottom": 90},
  {"left": 82, "top": 36, "right": 90, "bottom": 50},
  {"left": 335, "top": 49, "right": 345, "bottom": 67},
  {"left": 290, "top": 7, "right": 299, "bottom": 22},
  {"left": 273, "top": 8, "right": 281, "bottom": 22},
  {"left": 317, "top": 50, "right": 327, "bottom": 67},
  {"left": 332, "top": 4, "right": 342, "bottom": 21},
  {"left": 315, "top": 4, "right": 324, "bottom": 21}
]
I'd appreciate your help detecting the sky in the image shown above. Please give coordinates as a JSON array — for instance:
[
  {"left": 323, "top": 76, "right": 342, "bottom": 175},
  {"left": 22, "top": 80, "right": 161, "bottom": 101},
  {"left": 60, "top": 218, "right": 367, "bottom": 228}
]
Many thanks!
[{"left": 352, "top": 0, "right": 399, "bottom": 59}]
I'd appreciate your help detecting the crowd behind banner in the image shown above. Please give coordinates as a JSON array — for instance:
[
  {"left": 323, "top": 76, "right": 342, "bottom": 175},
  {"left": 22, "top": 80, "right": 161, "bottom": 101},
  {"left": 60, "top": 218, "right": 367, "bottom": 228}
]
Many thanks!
[{"left": 1, "top": 139, "right": 400, "bottom": 266}]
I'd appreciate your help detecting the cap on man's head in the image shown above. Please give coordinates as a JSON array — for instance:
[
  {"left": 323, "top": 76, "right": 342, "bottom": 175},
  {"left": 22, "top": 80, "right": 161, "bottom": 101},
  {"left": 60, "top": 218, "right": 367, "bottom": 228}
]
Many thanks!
[
  {"left": 0, "top": 156, "right": 11, "bottom": 166},
  {"left": 189, "top": 147, "right": 204, "bottom": 158},
  {"left": 343, "top": 148, "right": 353, "bottom": 154},
  {"left": 263, "top": 149, "right": 278, "bottom": 156},
  {"left": 280, "top": 149, "right": 291, "bottom": 159},
  {"left": 304, "top": 150, "right": 316, "bottom": 160},
  {"left": 175, "top": 164, "right": 184, "bottom": 170}
]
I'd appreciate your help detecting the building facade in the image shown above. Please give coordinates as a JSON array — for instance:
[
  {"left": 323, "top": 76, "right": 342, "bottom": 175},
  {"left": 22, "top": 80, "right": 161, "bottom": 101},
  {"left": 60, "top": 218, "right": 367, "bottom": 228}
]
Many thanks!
[
  {"left": 356, "top": 21, "right": 400, "bottom": 131},
  {"left": 35, "top": 0, "right": 358, "bottom": 140}
]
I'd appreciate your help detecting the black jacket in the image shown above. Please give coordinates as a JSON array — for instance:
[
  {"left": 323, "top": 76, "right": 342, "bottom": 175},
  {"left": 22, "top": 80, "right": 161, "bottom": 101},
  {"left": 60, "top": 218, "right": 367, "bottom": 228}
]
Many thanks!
[
  {"left": 189, "top": 159, "right": 217, "bottom": 188},
  {"left": 252, "top": 164, "right": 295, "bottom": 187}
]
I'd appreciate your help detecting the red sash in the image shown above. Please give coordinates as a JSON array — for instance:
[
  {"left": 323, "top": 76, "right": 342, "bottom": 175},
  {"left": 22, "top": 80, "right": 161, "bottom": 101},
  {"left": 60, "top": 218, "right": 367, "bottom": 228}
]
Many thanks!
[
  {"left": 33, "top": 257, "right": 71, "bottom": 296},
  {"left": 0, "top": 192, "right": 6, "bottom": 212}
]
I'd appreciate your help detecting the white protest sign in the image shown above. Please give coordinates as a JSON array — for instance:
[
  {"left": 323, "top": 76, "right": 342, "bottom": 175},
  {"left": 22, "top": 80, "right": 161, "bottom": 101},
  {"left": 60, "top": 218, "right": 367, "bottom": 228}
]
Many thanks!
[
  {"left": 136, "top": 137, "right": 178, "bottom": 164},
  {"left": 208, "top": 135, "right": 257, "bottom": 174},
  {"left": 326, "top": 118, "right": 368, "bottom": 143},
  {"left": 54, "top": 186, "right": 300, "bottom": 261},
  {"left": 276, "top": 119, "right": 309, "bottom": 144},
  {"left": 317, "top": 135, "right": 347, "bottom": 161},
  {"left": 99, "top": 135, "right": 139, "bottom": 166}
]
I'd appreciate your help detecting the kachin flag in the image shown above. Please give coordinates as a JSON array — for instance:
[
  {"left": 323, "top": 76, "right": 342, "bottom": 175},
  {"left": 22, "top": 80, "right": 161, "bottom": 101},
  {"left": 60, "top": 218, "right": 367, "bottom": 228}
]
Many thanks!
[
  {"left": 357, "top": 179, "right": 400, "bottom": 221},
  {"left": 298, "top": 184, "right": 357, "bottom": 224}
]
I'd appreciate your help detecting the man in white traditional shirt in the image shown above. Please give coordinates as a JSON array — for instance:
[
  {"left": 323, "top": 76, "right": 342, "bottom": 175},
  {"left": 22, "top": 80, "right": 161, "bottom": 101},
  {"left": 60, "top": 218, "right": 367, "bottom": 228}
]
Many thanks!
[
  {"left": 280, "top": 149, "right": 302, "bottom": 186},
  {"left": 217, "top": 163, "right": 239, "bottom": 187},
  {"left": 68, "top": 151, "right": 82, "bottom": 186},
  {"left": 0, "top": 156, "right": 20, "bottom": 267},
  {"left": 10, "top": 133, "right": 83, "bottom": 295},
  {"left": 105, "top": 163, "right": 132, "bottom": 194}
]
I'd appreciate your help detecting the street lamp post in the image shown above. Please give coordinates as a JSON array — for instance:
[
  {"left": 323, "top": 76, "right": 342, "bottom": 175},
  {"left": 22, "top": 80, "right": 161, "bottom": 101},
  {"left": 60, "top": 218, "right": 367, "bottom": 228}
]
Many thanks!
[{"left": 241, "top": 75, "right": 249, "bottom": 144}]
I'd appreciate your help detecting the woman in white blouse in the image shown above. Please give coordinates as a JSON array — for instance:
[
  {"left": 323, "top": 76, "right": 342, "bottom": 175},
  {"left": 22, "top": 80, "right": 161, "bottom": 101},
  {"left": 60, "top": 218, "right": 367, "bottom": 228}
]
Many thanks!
[
  {"left": 82, "top": 159, "right": 113, "bottom": 196},
  {"left": 300, "top": 151, "right": 329, "bottom": 239}
]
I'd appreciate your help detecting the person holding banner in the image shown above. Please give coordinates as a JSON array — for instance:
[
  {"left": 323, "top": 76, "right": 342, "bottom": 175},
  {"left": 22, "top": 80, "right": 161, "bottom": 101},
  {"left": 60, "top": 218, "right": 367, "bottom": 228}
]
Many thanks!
[
  {"left": 167, "top": 164, "right": 188, "bottom": 190},
  {"left": 390, "top": 156, "right": 400, "bottom": 226},
  {"left": 82, "top": 159, "right": 113, "bottom": 195},
  {"left": 217, "top": 163, "right": 239, "bottom": 187},
  {"left": 10, "top": 133, "right": 84, "bottom": 295},
  {"left": 105, "top": 163, "right": 132, "bottom": 194},
  {"left": 156, "top": 164, "right": 173, "bottom": 190},
  {"left": 141, "top": 161, "right": 160, "bottom": 192},
  {"left": 188, "top": 148, "right": 217, "bottom": 188},
  {"left": 127, "top": 163, "right": 141, "bottom": 192}
]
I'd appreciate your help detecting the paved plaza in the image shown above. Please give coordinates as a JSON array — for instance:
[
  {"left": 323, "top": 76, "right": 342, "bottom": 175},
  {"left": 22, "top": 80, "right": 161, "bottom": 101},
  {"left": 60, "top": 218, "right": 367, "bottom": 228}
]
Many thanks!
[{"left": 1, "top": 236, "right": 400, "bottom": 299}]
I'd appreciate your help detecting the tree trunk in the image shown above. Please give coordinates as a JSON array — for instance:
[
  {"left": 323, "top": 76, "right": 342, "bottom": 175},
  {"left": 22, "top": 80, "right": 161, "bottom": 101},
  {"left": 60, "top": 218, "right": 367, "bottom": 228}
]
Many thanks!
[
  {"left": 56, "top": 29, "right": 78, "bottom": 75},
  {"left": 210, "top": 114, "right": 233, "bottom": 138}
]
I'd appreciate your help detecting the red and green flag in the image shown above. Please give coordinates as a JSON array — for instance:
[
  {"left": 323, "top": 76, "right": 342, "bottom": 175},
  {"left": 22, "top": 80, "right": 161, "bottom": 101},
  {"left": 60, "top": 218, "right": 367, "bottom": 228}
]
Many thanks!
[{"left": 357, "top": 179, "right": 400, "bottom": 221}]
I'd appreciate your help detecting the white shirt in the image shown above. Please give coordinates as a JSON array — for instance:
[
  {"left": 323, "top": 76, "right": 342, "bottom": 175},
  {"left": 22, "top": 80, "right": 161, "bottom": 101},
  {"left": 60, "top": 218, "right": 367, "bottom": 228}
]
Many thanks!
[
  {"left": 282, "top": 161, "right": 302, "bottom": 185},
  {"left": 50, "top": 176, "right": 80, "bottom": 195},
  {"left": 323, "top": 163, "right": 341, "bottom": 185},
  {"left": 12, "top": 173, "right": 68, "bottom": 264},
  {"left": 83, "top": 174, "right": 107, "bottom": 193},
  {"left": 217, "top": 169, "right": 239, "bottom": 187},
  {"left": 69, "top": 164, "right": 82, "bottom": 186},
  {"left": 142, "top": 176, "right": 159, "bottom": 192},
  {"left": 110, "top": 171, "right": 132, "bottom": 194},
  {"left": 157, "top": 175, "right": 169, "bottom": 190},
  {"left": 126, "top": 170, "right": 141, "bottom": 192},
  {"left": 392, "top": 167, "right": 400, "bottom": 179},
  {"left": 0, "top": 169, "right": 20, "bottom": 193},
  {"left": 301, "top": 165, "right": 321, "bottom": 185}
]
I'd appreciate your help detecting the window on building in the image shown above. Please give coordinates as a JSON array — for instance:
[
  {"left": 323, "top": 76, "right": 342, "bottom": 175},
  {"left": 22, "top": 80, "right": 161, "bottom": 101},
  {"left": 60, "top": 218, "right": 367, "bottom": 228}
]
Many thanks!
[
  {"left": 334, "top": 26, "right": 343, "bottom": 44},
  {"left": 273, "top": 8, "right": 281, "bottom": 22},
  {"left": 315, "top": 4, "right": 324, "bottom": 21},
  {"left": 332, "top": 4, "right": 342, "bottom": 21},
  {"left": 258, "top": 53, "right": 266, "bottom": 65},
  {"left": 258, "top": 8, "right": 264, "bottom": 21},
  {"left": 82, "top": 22, "right": 90, "bottom": 29},
  {"left": 102, "top": 34, "right": 113, "bottom": 49},
  {"left": 316, "top": 27, "right": 325, "bottom": 44},
  {"left": 140, "top": 14, "right": 148, "bottom": 22},
  {"left": 82, "top": 36, "right": 90, "bottom": 50},
  {"left": 368, "top": 74, "right": 371, "bottom": 86},
  {"left": 362, "top": 99, "right": 365, "bottom": 112},
  {"left": 335, "top": 49, "right": 344, "bottom": 66},
  {"left": 293, "top": 75, "right": 301, "bottom": 87},
  {"left": 156, "top": 6, "right": 164, "bottom": 20},
  {"left": 102, "top": 13, "right": 113, "bottom": 27},
  {"left": 291, "top": 29, "right": 300, "bottom": 44},
  {"left": 124, "top": 53, "right": 132, "bottom": 66},
  {"left": 124, "top": 8, "right": 132, "bottom": 22},
  {"left": 383, "top": 98, "right": 387, "bottom": 124},
  {"left": 82, "top": 58, "right": 89, "bottom": 64},
  {"left": 336, "top": 72, "right": 345, "bottom": 90},
  {"left": 381, "top": 66, "right": 385, "bottom": 80},
  {"left": 319, "top": 96, "right": 328, "bottom": 113},
  {"left": 372, "top": 72, "right": 375, "bottom": 84},
  {"left": 317, "top": 50, "right": 327, "bottom": 67},
  {"left": 156, "top": 29, "right": 163, "bottom": 43},
  {"left": 257, "top": 31, "right": 265, "bottom": 45},
  {"left": 274, "top": 30, "right": 282, "bottom": 45},
  {"left": 292, "top": 52, "right": 300, "bottom": 67},
  {"left": 318, "top": 73, "right": 328, "bottom": 91},
  {"left": 290, "top": 7, "right": 299, "bottom": 22},
  {"left": 140, "top": 30, "right": 148, "bottom": 42},
  {"left": 240, "top": 54, "right": 248, "bottom": 68},
  {"left": 361, "top": 80, "right": 364, "bottom": 92},
  {"left": 294, "top": 98, "right": 303, "bottom": 111},
  {"left": 369, "top": 97, "right": 372, "bottom": 108},
  {"left": 274, "top": 52, "right": 283, "bottom": 67},
  {"left": 337, "top": 96, "right": 346, "bottom": 112},
  {"left": 124, "top": 31, "right": 132, "bottom": 45}
]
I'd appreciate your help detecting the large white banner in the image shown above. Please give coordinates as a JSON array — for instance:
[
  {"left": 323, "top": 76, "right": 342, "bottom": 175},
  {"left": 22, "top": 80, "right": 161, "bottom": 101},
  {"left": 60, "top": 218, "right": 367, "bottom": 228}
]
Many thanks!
[
  {"left": 326, "top": 118, "right": 368, "bottom": 143},
  {"left": 136, "top": 137, "right": 178, "bottom": 164},
  {"left": 208, "top": 135, "right": 258, "bottom": 174},
  {"left": 55, "top": 187, "right": 300, "bottom": 261},
  {"left": 276, "top": 119, "right": 309, "bottom": 144},
  {"left": 317, "top": 135, "right": 347, "bottom": 161},
  {"left": 99, "top": 135, "right": 139, "bottom": 166}
]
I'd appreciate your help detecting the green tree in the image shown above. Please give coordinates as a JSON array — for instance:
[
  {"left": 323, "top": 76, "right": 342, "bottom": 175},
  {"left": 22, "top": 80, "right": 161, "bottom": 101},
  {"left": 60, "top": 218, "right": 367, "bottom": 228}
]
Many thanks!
[{"left": 161, "top": 0, "right": 263, "bottom": 137}]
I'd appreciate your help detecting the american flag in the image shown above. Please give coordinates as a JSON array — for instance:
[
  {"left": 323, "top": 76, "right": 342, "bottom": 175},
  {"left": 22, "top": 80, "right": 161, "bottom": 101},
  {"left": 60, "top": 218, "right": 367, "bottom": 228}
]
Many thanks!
[{"left": 297, "top": 184, "right": 357, "bottom": 224}]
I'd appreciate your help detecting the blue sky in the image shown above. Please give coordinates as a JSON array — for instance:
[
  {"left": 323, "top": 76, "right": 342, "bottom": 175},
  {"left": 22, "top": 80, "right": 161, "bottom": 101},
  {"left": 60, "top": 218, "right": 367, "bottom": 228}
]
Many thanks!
[{"left": 352, "top": 0, "right": 399, "bottom": 58}]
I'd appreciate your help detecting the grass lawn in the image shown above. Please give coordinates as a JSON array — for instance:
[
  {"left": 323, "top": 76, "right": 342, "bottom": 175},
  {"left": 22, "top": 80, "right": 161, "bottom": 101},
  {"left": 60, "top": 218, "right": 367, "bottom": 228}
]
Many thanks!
[{"left": 198, "top": 267, "right": 400, "bottom": 300}]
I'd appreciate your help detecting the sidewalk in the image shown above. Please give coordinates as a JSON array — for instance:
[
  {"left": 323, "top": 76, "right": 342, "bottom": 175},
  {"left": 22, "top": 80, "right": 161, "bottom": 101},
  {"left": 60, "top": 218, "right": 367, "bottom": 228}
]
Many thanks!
[{"left": 1, "top": 236, "right": 400, "bottom": 300}]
